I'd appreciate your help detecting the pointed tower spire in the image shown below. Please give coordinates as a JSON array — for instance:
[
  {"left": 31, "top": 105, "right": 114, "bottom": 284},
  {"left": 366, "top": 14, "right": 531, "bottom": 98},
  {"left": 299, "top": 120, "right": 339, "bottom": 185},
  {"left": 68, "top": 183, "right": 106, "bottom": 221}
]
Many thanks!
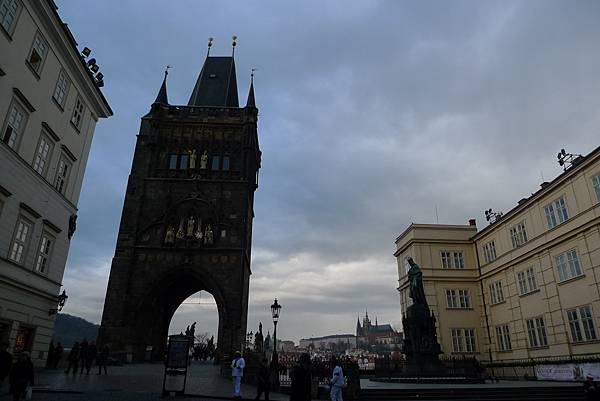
[
  {"left": 153, "top": 66, "right": 170, "bottom": 105},
  {"left": 356, "top": 316, "right": 361, "bottom": 335},
  {"left": 246, "top": 69, "right": 256, "bottom": 108},
  {"left": 375, "top": 316, "right": 378, "bottom": 326}
]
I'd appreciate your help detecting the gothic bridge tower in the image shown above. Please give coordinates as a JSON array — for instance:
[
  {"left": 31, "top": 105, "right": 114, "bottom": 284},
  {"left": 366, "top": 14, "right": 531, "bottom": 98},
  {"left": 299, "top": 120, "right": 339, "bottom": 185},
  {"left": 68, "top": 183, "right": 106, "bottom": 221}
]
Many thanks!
[{"left": 98, "top": 48, "right": 261, "bottom": 362}]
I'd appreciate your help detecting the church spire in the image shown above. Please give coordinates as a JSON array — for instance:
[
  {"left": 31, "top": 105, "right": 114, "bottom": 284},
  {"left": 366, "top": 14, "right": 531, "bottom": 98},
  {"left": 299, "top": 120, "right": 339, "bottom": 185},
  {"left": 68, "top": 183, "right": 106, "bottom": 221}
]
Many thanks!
[
  {"left": 153, "top": 66, "right": 169, "bottom": 105},
  {"left": 246, "top": 69, "right": 256, "bottom": 108}
]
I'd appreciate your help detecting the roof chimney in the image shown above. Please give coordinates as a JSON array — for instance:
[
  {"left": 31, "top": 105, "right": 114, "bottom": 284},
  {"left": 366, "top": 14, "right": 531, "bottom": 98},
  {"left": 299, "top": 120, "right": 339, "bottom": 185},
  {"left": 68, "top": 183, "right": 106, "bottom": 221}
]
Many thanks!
[{"left": 468, "top": 219, "right": 476, "bottom": 226}]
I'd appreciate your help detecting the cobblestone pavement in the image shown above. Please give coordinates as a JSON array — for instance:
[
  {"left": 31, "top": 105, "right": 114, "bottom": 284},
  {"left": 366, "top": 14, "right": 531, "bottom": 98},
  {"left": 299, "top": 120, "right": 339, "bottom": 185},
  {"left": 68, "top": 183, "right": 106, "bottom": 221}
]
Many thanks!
[{"left": 2, "top": 361, "right": 287, "bottom": 401}]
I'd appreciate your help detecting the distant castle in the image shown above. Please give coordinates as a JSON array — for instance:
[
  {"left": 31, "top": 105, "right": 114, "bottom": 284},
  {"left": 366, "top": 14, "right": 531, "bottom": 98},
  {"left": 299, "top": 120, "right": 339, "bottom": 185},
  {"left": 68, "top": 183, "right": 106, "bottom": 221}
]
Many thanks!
[{"left": 356, "top": 310, "right": 403, "bottom": 351}]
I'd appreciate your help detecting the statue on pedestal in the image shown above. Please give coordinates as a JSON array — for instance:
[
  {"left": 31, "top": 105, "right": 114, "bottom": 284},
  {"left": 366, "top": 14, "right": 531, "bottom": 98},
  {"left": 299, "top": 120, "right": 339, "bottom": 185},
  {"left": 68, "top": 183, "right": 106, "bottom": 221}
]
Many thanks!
[
  {"left": 176, "top": 218, "right": 185, "bottom": 239},
  {"left": 194, "top": 218, "right": 203, "bottom": 240},
  {"left": 407, "top": 257, "right": 427, "bottom": 306},
  {"left": 204, "top": 225, "right": 214, "bottom": 245},
  {"left": 164, "top": 225, "right": 175, "bottom": 245},
  {"left": 200, "top": 151, "right": 208, "bottom": 170},
  {"left": 187, "top": 216, "right": 195, "bottom": 237},
  {"left": 189, "top": 150, "right": 197, "bottom": 169}
]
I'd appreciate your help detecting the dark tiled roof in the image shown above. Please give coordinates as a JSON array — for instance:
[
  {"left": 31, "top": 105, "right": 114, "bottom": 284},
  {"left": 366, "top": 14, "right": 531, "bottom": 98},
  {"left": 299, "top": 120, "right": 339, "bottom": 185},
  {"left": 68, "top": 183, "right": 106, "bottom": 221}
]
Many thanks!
[
  {"left": 370, "top": 324, "right": 394, "bottom": 333},
  {"left": 188, "top": 56, "right": 239, "bottom": 107}
]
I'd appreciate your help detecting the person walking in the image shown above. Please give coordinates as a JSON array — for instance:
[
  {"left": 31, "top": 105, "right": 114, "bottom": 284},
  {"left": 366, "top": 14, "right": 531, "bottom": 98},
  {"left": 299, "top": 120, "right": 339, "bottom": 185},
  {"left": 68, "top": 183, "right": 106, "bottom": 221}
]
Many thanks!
[
  {"left": 97, "top": 344, "right": 109, "bottom": 375},
  {"left": 290, "top": 353, "right": 311, "bottom": 401},
  {"left": 84, "top": 341, "right": 97, "bottom": 375},
  {"left": 255, "top": 356, "right": 271, "bottom": 401},
  {"left": 79, "top": 339, "right": 88, "bottom": 374},
  {"left": 53, "top": 342, "right": 63, "bottom": 369},
  {"left": 231, "top": 351, "right": 245, "bottom": 399},
  {"left": 329, "top": 357, "right": 345, "bottom": 401},
  {"left": 0, "top": 342, "right": 12, "bottom": 393},
  {"left": 9, "top": 352, "right": 34, "bottom": 401},
  {"left": 64, "top": 342, "right": 80, "bottom": 374}
]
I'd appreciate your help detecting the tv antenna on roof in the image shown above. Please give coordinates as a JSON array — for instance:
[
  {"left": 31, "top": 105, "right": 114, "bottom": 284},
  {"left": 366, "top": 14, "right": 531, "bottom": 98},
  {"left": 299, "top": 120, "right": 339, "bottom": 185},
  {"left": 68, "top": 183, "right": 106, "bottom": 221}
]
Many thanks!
[{"left": 557, "top": 148, "right": 582, "bottom": 171}]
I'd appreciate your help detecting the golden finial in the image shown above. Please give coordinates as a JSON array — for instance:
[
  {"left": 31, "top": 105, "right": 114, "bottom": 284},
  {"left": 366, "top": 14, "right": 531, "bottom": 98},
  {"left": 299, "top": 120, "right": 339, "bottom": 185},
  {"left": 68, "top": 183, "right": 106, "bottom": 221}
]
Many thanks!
[{"left": 232, "top": 35, "right": 238, "bottom": 47}]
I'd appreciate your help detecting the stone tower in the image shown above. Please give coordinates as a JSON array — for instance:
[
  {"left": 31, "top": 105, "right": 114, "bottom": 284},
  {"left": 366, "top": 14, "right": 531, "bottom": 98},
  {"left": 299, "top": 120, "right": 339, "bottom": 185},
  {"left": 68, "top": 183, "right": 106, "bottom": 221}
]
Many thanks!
[{"left": 98, "top": 51, "right": 261, "bottom": 362}]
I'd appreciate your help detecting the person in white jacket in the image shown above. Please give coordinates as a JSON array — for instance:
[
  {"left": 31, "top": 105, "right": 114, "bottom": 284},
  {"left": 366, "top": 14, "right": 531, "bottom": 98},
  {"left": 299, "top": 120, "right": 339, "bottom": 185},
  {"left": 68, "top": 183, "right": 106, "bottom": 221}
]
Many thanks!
[
  {"left": 330, "top": 357, "right": 344, "bottom": 401},
  {"left": 231, "top": 351, "right": 246, "bottom": 398}
]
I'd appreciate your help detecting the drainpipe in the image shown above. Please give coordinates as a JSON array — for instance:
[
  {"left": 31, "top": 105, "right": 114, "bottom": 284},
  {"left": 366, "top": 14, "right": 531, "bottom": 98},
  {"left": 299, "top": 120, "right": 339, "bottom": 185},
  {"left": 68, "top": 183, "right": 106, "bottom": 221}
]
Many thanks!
[{"left": 474, "top": 240, "right": 495, "bottom": 380}]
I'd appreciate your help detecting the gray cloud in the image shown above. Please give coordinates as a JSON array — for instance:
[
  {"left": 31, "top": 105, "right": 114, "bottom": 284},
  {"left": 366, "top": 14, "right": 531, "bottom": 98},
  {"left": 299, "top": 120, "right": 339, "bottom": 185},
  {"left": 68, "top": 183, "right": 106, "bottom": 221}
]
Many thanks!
[{"left": 57, "top": 0, "right": 600, "bottom": 342}]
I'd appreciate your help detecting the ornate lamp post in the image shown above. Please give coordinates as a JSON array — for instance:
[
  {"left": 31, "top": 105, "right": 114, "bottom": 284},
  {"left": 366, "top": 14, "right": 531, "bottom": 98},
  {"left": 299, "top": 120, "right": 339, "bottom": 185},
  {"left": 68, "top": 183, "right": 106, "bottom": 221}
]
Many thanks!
[{"left": 270, "top": 299, "right": 281, "bottom": 387}]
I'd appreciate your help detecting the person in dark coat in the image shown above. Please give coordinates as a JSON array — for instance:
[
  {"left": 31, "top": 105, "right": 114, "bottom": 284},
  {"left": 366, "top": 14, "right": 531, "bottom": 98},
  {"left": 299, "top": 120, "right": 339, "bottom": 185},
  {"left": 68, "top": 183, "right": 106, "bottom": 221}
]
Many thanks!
[
  {"left": 9, "top": 352, "right": 34, "bottom": 401},
  {"left": 255, "top": 357, "right": 271, "bottom": 401},
  {"left": 53, "top": 342, "right": 63, "bottom": 369},
  {"left": 0, "top": 341, "right": 12, "bottom": 392},
  {"left": 65, "top": 342, "right": 80, "bottom": 374},
  {"left": 46, "top": 341, "right": 55, "bottom": 369},
  {"left": 97, "top": 344, "right": 109, "bottom": 375},
  {"left": 85, "top": 341, "right": 97, "bottom": 375},
  {"left": 79, "top": 339, "right": 88, "bottom": 374},
  {"left": 290, "top": 353, "right": 311, "bottom": 401},
  {"left": 584, "top": 374, "right": 599, "bottom": 401}
]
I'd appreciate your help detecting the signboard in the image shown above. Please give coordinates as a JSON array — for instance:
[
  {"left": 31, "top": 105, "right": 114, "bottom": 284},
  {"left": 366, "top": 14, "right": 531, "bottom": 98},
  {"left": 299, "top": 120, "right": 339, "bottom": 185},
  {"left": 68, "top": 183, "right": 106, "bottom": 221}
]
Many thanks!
[
  {"left": 535, "top": 363, "right": 600, "bottom": 381},
  {"left": 162, "top": 334, "right": 191, "bottom": 396}
]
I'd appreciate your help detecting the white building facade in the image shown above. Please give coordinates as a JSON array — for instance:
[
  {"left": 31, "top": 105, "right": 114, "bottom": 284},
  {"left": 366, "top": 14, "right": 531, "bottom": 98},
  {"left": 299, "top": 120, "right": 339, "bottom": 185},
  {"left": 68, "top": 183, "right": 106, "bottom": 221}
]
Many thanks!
[{"left": 0, "top": 0, "right": 111, "bottom": 366}]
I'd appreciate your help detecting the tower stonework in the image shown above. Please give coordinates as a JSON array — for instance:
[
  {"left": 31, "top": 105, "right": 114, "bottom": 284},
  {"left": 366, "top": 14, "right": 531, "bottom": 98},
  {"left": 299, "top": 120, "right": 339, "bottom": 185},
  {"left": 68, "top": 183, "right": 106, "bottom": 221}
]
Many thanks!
[{"left": 98, "top": 55, "right": 260, "bottom": 362}]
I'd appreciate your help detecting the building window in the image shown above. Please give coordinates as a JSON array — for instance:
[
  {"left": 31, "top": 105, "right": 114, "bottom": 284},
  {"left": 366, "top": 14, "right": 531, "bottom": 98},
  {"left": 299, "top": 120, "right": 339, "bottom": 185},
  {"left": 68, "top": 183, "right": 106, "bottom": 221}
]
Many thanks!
[
  {"left": 169, "top": 154, "right": 178, "bottom": 170},
  {"left": 483, "top": 241, "right": 497, "bottom": 263},
  {"left": 510, "top": 221, "right": 528, "bottom": 248},
  {"left": 27, "top": 32, "right": 48, "bottom": 74},
  {"left": 592, "top": 174, "right": 600, "bottom": 203},
  {"left": 567, "top": 305, "right": 597, "bottom": 343},
  {"left": 70, "top": 96, "right": 85, "bottom": 130},
  {"left": 179, "top": 153, "right": 189, "bottom": 169},
  {"left": 52, "top": 70, "right": 70, "bottom": 108},
  {"left": 555, "top": 249, "right": 583, "bottom": 282},
  {"left": 32, "top": 134, "right": 54, "bottom": 176},
  {"left": 2, "top": 100, "right": 28, "bottom": 149},
  {"left": 211, "top": 155, "right": 220, "bottom": 170},
  {"left": 34, "top": 233, "right": 53, "bottom": 274},
  {"left": 9, "top": 216, "right": 32, "bottom": 264},
  {"left": 441, "top": 251, "right": 464, "bottom": 269},
  {"left": 54, "top": 156, "right": 71, "bottom": 195},
  {"left": 489, "top": 281, "right": 504, "bottom": 305},
  {"left": 517, "top": 267, "right": 538, "bottom": 295},
  {"left": 222, "top": 155, "right": 230, "bottom": 171},
  {"left": 446, "top": 289, "right": 471, "bottom": 309},
  {"left": 544, "top": 195, "right": 569, "bottom": 229},
  {"left": 0, "top": 0, "right": 21, "bottom": 35},
  {"left": 496, "top": 325, "right": 512, "bottom": 351},
  {"left": 451, "top": 328, "right": 476, "bottom": 353},
  {"left": 526, "top": 317, "right": 548, "bottom": 348}
]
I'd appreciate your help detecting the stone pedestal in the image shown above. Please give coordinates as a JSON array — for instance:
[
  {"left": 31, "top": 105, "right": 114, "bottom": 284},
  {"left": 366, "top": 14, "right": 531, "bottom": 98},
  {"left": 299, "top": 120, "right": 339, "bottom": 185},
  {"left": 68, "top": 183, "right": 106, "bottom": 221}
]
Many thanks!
[{"left": 402, "top": 304, "right": 443, "bottom": 376}]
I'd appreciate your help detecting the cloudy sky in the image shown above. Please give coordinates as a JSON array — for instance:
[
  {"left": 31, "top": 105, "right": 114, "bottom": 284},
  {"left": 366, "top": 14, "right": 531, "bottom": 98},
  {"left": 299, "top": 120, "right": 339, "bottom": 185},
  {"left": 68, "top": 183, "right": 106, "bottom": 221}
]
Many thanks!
[{"left": 57, "top": 1, "right": 600, "bottom": 343}]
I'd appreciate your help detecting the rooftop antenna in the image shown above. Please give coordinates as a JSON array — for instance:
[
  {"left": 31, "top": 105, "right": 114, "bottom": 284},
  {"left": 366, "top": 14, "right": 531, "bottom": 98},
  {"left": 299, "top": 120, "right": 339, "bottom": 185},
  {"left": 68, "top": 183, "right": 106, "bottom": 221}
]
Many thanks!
[
  {"left": 207, "top": 37, "right": 213, "bottom": 57},
  {"left": 231, "top": 35, "right": 237, "bottom": 56}
]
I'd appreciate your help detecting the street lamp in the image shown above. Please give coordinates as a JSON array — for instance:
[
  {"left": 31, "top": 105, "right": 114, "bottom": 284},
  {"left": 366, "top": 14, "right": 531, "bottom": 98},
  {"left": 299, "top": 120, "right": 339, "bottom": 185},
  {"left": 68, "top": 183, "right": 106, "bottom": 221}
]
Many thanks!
[
  {"left": 270, "top": 298, "right": 281, "bottom": 387},
  {"left": 49, "top": 290, "right": 68, "bottom": 315}
]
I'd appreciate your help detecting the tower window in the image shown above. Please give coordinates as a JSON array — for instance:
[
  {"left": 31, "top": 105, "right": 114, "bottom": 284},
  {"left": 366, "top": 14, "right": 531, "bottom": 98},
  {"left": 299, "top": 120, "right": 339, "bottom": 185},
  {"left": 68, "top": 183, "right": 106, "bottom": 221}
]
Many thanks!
[
  {"left": 222, "top": 156, "right": 230, "bottom": 171},
  {"left": 211, "top": 155, "right": 220, "bottom": 170}
]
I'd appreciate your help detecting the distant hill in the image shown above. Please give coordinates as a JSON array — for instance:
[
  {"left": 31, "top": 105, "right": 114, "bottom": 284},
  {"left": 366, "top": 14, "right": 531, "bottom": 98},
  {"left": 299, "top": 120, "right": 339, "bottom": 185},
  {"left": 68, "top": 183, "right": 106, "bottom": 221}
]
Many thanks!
[{"left": 52, "top": 313, "right": 99, "bottom": 347}]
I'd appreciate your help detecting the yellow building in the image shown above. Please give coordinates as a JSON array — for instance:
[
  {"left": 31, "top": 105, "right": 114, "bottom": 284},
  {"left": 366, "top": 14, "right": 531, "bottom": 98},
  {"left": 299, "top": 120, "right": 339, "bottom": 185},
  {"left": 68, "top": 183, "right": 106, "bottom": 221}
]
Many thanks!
[{"left": 395, "top": 146, "right": 600, "bottom": 363}]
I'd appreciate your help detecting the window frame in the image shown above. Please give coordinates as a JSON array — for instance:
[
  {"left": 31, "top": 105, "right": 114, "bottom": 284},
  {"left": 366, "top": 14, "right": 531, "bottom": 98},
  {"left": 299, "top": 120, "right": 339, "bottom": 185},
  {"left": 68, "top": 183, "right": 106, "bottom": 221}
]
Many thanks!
[
  {"left": 451, "top": 328, "right": 477, "bottom": 353},
  {"left": 52, "top": 69, "right": 71, "bottom": 109},
  {"left": 592, "top": 174, "right": 600, "bottom": 203},
  {"left": 483, "top": 240, "right": 497, "bottom": 263},
  {"left": 441, "top": 250, "right": 465, "bottom": 269},
  {"left": 517, "top": 266, "right": 538, "bottom": 295},
  {"left": 54, "top": 154, "right": 72, "bottom": 195},
  {"left": 0, "top": 0, "right": 22, "bottom": 38},
  {"left": 544, "top": 195, "right": 569, "bottom": 229},
  {"left": 8, "top": 215, "right": 33, "bottom": 265},
  {"left": 34, "top": 231, "right": 54, "bottom": 274},
  {"left": 211, "top": 155, "right": 220, "bottom": 171},
  {"left": 32, "top": 132, "right": 54, "bottom": 177},
  {"left": 509, "top": 221, "right": 528, "bottom": 248},
  {"left": 489, "top": 280, "right": 504, "bottom": 305},
  {"left": 567, "top": 305, "right": 597, "bottom": 343},
  {"left": 26, "top": 31, "right": 49, "bottom": 76},
  {"left": 555, "top": 249, "right": 583, "bottom": 282},
  {"left": 70, "top": 95, "right": 85, "bottom": 131},
  {"left": 526, "top": 316, "right": 549, "bottom": 348},
  {"left": 496, "top": 324, "right": 512, "bottom": 352},
  {"left": 446, "top": 289, "right": 471, "bottom": 309},
  {"left": 2, "top": 98, "right": 29, "bottom": 150}
]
